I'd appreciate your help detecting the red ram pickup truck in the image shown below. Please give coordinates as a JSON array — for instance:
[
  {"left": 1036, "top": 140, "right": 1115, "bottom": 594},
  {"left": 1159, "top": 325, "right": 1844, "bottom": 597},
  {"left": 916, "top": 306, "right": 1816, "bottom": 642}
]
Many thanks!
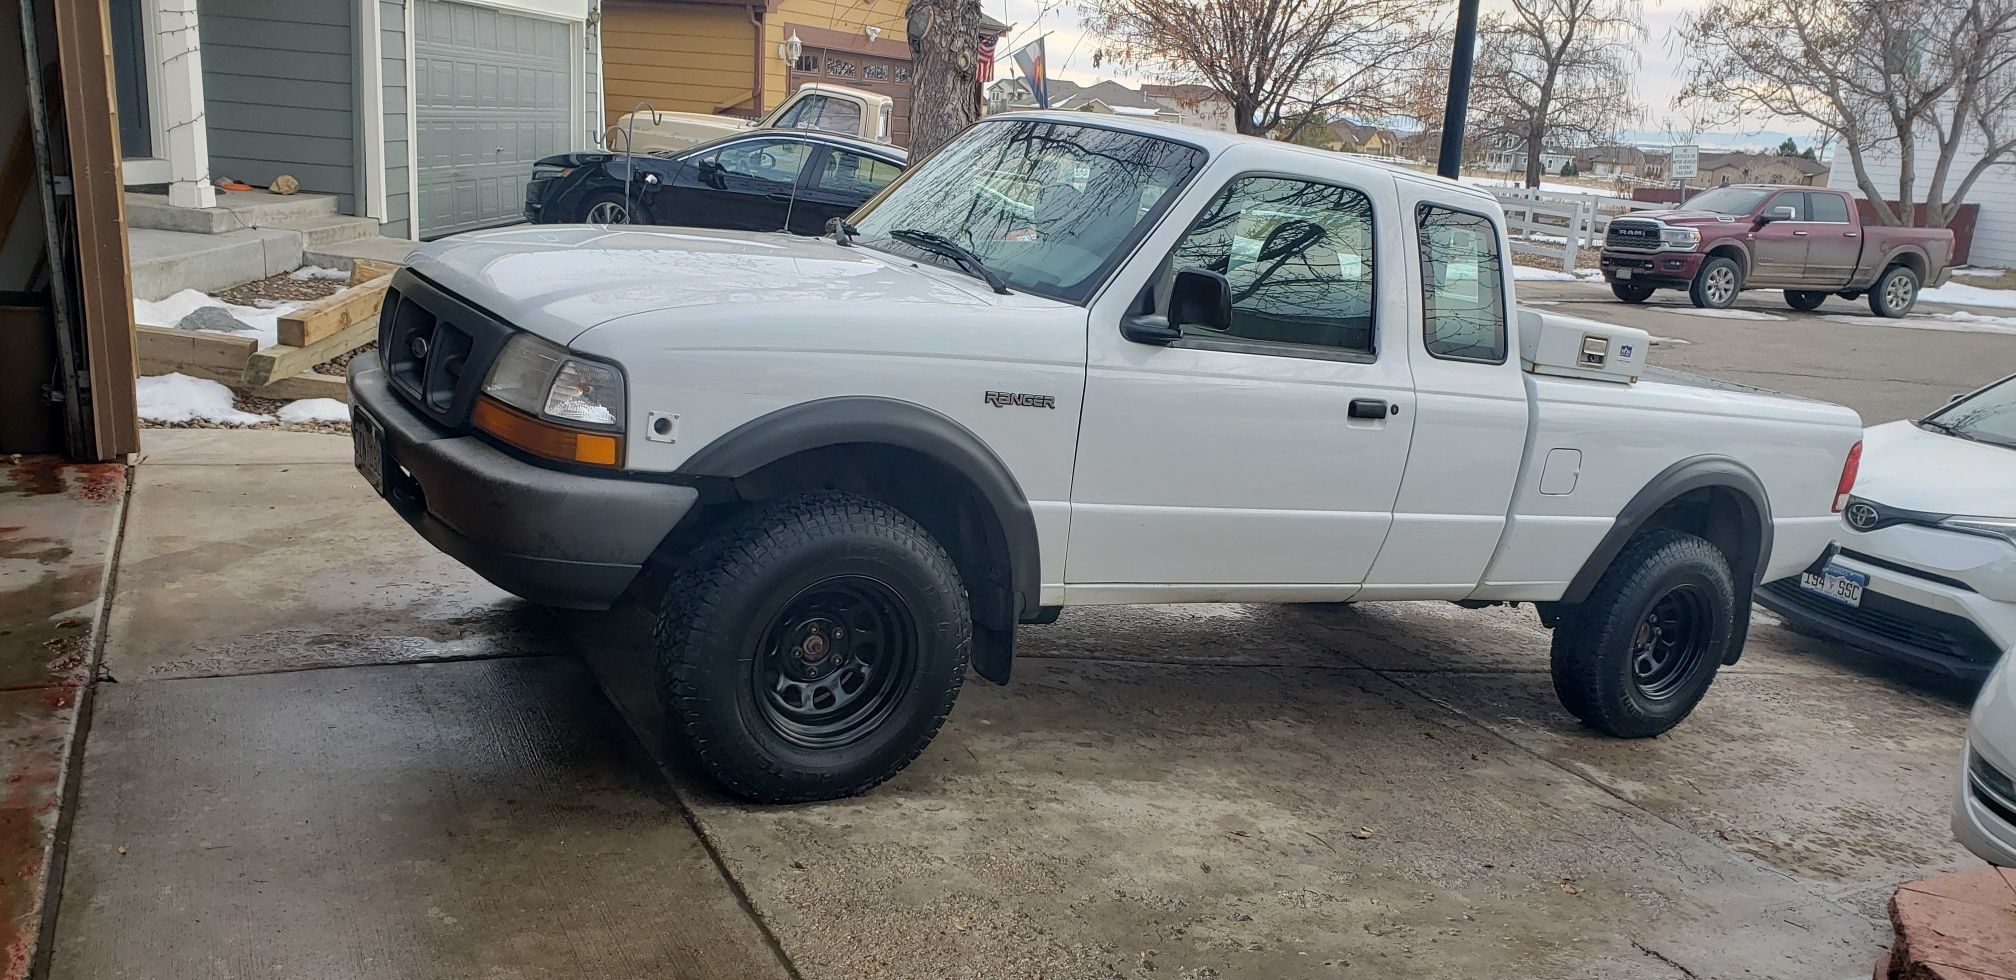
[{"left": 1599, "top": 184, "right": 1954, "bottom": 317}]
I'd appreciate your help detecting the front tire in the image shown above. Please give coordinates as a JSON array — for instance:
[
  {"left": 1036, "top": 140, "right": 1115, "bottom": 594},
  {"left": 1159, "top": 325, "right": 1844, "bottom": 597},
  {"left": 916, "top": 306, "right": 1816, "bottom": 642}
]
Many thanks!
[
  {"left": 655, "top": 493, "right": 970, "bottom": 802},
  {"left": 1784, "top": 290, "right": 1828, "bottom": 311},
  {"left": 1550, "top": 530, "right": 1736, "bottom": 738},
  {"left": 1868, "top": 265, "right": 1921, "bottom": 318},
  {"left": 1689, "top": 256, "right": 1743, "bottom": 309},
  {"left": 1611, "top": 281, "right": 1656, "bottom": 304}
]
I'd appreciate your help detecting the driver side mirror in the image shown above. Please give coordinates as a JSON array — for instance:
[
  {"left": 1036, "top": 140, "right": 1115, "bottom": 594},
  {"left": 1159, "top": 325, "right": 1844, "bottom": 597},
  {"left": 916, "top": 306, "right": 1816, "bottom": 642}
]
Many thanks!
[
  {"left": 697, "top": 159, "right": 726, "bottom": 189},
  {"left": 1121, "top": 268, "right": 1232, "bottom": 345},
  {"left": 1757, "top": 205, "right": 1797, "bottom": 225}
]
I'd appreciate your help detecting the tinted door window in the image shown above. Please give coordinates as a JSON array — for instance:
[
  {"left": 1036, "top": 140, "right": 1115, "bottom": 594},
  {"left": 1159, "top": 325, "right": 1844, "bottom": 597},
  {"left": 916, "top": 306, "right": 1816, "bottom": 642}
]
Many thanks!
[
  {"left": 811, "top": 151, "right": 902, "bottom": 198},
  {"left": 1809, "top": 192, "right": 1850, "bottom": 222},
  {"left": 685, "top": 139, "right": 812, "bottom": 230},
  {"left": 1418, "top": 206, "right": 1507, "bottom": 363},
  {"left": 696, "top": 139, "right": 811, "bottom": 189},
  {"left": 1166, "top": 176, "right": 1376, "bottom": 355}
]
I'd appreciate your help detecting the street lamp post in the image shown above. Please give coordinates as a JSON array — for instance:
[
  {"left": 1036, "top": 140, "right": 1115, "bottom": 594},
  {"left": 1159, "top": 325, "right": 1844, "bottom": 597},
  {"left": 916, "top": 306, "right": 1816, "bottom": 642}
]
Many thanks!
[{"left": 1436, "top": 0, "right": 1482, "bottom": 179}]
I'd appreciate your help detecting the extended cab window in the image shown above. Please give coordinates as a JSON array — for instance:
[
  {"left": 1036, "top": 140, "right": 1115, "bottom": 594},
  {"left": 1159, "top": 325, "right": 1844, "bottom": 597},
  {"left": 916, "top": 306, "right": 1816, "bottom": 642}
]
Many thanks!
[
  {"left": 1810, "top": 192, "right": 1850, "bottom": 222},
  {"left": 1417, "top": 206, "right": 1507, "bottom": 363},
  {"left": 813, "top": 151, "right": 901, "bottom": 197},
  {"left": 1166, "top": 176, "right": 1375, "bottom": 354}
]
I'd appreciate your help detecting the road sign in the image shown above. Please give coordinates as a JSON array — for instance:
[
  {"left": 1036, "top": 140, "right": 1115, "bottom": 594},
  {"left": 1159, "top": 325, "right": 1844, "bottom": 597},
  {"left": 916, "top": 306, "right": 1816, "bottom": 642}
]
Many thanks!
[{"left": 1670, "top": 144, "right": 1700, "bottom": 180}]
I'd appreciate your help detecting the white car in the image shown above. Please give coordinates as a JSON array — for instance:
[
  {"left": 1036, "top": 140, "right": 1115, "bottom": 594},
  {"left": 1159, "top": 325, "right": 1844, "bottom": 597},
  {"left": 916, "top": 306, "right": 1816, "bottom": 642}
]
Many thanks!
[
  {"left": 1757, "top": 373, "right": 2016, "bottom": 680},
  {"left": 348, "top": 113, "right": 1863, "bottom": 802},
  {"left": 1958, "top": 653, "right": 2016, "bottom": 867}
]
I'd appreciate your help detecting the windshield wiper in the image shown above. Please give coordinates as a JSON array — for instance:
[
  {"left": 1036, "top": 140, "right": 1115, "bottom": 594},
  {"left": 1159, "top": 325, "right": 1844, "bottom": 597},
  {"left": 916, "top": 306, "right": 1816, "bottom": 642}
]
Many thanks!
[
  {"left": 1916, "top": 418, "right": 1978, "bottom": 441},
  {"left": 889, "top": 228, "right": 1011, "bottom": 295}
]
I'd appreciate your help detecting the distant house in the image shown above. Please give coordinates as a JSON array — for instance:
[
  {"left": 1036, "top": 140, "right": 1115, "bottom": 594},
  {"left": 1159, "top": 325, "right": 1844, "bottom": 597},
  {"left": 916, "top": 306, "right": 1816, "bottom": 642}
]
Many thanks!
[
  {"left": 1574, "top": 144, "right": 1654, "bottom": 178},
  {"left": 1696, "top": 152, "right": 1829, "bottom": 187},
  {"left": 1485, "top": 142, "right": 1576, "bottom": 174},
  {"left": 1140, "top": 84, "right": 1237, "bottom": 133},
  {"left": 108, "top": 0, "right": 606, "bottom": 238},
  {"left": 986, "top": 78, "right": 1182, "bottom": 124},
  {"left": 1323, "top": 121, "right": 1400, "bottom": 157}
]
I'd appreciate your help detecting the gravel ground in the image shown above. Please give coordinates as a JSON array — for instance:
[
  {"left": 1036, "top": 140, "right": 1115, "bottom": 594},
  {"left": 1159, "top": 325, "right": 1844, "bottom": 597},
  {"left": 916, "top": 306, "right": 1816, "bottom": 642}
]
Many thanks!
[
  {"left": 140, "top": 391, "right": 349, "bottom": 435},
  {"left": 213, "top": 271, "right": 348, "bottom": 307},
  {"left": 314, "top": 342, "right": 375, "bottom": 378}
]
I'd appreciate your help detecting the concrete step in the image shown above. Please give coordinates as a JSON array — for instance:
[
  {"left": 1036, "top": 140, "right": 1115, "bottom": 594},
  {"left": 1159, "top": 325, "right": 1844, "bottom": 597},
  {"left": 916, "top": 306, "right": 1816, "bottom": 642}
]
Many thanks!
[
  {"left": 304, "top": 235, "right": 421, "bottom": 272},
  {"left": 126, "top": 190, "right": 338, "bottom": 235},
  {"left": 128, "top": 227, "right": 304, "bottom": 301},
  {"left": 263, "top": 214, "right": 381, "bottom": 248}
]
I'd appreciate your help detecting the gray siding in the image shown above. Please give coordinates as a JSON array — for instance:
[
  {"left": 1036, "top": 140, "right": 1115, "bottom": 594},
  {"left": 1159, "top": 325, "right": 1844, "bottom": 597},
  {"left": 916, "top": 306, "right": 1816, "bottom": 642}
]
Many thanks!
[
  {"left": 198, "top": 0, "right": 356, "bottom": 213},
  {"left": 380, "top": 0, "right": 412, "bottom": 238}
]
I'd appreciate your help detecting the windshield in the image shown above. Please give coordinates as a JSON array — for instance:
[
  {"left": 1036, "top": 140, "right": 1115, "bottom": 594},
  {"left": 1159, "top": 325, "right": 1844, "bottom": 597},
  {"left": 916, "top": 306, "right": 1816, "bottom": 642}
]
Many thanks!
[
  {"left": 850, "top": 119, "right": 1206, "bottom": 303},
  {"left": 1925, "top": 374, "right": 2016, "bottom": 450},
  {"left": 1683, "top": 187, "right": 1771, "bottom": 216}
]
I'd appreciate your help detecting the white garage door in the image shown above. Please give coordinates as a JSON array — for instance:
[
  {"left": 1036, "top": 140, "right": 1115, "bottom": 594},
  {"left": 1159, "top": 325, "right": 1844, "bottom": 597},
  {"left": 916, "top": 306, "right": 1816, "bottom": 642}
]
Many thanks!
[{"left": 415, "top": 1, "right": 573, "bottom": 237}]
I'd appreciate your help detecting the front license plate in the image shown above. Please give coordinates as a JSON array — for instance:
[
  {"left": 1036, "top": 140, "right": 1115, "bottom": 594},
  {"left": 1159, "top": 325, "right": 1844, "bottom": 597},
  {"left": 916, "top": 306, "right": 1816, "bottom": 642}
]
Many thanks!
[
  {"left": 1616, "top": 268, "right": 1634, "bottom": 280},
  {"left": 353, "top": 408, "right": 387, "bottom": 496},
  {"left": 1798, "top": 564, "right": 1866, "bottom": 608}
]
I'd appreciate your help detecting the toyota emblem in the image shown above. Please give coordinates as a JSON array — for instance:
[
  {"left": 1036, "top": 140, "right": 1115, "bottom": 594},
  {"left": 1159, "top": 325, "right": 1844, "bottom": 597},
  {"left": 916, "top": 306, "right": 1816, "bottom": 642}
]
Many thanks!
[{"left": 1844, "top": 502, "right": 1879, "bottom": 530}]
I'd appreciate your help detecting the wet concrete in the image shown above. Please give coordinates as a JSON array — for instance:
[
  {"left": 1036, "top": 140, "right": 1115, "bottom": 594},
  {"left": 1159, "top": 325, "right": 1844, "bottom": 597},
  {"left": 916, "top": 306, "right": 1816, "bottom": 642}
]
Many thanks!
[
  {"left": 0, "top": 458, "right": 126, "bottom": 980},
  {"left": 47, "top": 657, "right": 790, "bottom": 980},
  {"left": 576, "top": 599, "right": 1972, "bottom": 980},
  {"left": 104, "top": 430, "right": 559, "bottom": 681}
]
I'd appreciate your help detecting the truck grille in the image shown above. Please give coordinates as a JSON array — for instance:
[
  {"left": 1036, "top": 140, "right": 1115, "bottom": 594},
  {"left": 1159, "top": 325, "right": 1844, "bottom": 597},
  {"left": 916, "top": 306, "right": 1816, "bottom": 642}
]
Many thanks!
[
  {"left": 1606, "top": 220, "right": 1662, "bottom": 251},
  {"left": 379, "top": 270, "right": 516, "bottom": 428}
]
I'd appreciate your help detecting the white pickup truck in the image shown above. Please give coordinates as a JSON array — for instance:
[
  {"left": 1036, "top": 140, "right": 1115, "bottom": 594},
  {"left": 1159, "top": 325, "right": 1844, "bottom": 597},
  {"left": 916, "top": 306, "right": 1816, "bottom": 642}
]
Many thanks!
[
  {"left": 350, "top": 113, "right": 1865, "bottom": 802},
  {"left": 610, "top": 83, "right": 895, "bottom": 154}
]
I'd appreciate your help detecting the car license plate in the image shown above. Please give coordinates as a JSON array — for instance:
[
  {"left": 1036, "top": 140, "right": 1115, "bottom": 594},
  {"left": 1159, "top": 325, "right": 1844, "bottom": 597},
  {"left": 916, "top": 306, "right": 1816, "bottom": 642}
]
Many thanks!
[
  {"left": 352, "top": 408, "right": 387, "bottom": 497},
  {"left": 1798, "top": 564, "right": 1866, "bottom": 608},
  {"left": 1616, "top": 268, "right": 1634, "bottom": 280}
]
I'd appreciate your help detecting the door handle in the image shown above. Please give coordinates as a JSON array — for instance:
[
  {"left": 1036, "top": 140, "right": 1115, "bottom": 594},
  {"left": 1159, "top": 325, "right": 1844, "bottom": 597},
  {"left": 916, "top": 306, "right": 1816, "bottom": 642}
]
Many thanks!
[
  {"left": 767, "top": 192, "right": 794, "bottom": 203},
  {"left": 1348, "top": 398, "right": 1391, "bottom": 420},
  {"left": 1845, "top": 232, "right": 1860, "bottom": 238},
  {"left": 1793, "top": 230, "right": 1809, "bottom": 236}
]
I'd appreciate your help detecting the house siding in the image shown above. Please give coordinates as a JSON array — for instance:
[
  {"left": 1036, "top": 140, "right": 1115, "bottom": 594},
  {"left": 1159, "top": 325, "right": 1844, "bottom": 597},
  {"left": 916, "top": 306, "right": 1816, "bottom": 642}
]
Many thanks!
[
  {"left": 762, "top": 0, "right": 904, "bottom": 108},
  {"left": 603, "top": 2, "right": 757, "bottom": 122},
  {"left": 198, "top": 0, "right": 356, "bottom": 212},
  {"left": 380, "top": 0, "right": 411, "bottom": 237},
  {"left": 1830, "top": 135, "right": 2016, "bottom": 269}
]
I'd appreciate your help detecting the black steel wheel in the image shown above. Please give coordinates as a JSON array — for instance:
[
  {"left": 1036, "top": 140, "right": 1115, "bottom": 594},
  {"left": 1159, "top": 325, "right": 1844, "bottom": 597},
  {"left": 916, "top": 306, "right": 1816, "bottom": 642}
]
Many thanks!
[
  {"left": 655, "top": 492, "right": 970, "bottom": 803},
  {"left": 1550, "top": 529, "right": 1736, "bottom": 737}
]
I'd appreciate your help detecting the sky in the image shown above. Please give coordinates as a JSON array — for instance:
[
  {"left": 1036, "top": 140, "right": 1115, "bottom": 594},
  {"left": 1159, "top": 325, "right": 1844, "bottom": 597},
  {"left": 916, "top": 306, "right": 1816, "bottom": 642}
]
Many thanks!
[{"left": 987, "top": 0, "right": 1828, "bottom": 149}]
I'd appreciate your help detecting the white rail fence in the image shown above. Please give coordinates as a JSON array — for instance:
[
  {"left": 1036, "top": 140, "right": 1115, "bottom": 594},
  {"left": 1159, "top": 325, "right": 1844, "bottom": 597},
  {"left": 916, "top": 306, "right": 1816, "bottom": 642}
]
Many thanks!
[{"left": 1485, "top": 188, "right": 1662, "bottom": 273}]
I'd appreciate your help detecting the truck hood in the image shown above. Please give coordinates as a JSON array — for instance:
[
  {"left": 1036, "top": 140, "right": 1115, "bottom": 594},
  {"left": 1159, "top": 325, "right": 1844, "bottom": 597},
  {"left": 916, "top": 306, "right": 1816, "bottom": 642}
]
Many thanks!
[
  {"left": 1619, "top": 209, "right": 1746, "bottom": 226},
  {"left": 404, "top": 225, "right": 997, "bottom": 345},
  {"left": 616, "top": 110, "right": 754, "bottom": 135},
  {"left": 1855, "top": 418, "right": 2016, "bottom": 516}
]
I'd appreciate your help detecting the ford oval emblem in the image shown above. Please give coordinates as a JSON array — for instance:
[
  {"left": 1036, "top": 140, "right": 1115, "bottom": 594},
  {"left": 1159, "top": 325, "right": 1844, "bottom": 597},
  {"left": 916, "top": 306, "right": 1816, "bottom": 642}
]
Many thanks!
[{"left": 1844, "top": 502, "right": 1879, "bottom": 530}]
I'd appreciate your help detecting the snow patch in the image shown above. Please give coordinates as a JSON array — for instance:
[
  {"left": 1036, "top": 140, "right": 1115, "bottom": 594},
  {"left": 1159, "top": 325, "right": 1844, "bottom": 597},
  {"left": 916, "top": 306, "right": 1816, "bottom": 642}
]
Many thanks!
[
  {"left": 1650, "top": 335, "right": 1693, "bottom": 345},
  {"left": 1512, "top": 266, "right": 1579, "bottom": 281},
  {"left": 1666, "top": 307, "right": 1786, "bottom": 321},
  {"left": 277, "top": 398, "right": 352, "bottom": 423},
  {"left": 1920, "top": 281, "right": 2016, "bottom": 310},
  {"left": 133, "top": 288, "right": 303, "bottom": 347},
  {"left": 289, "top": 265, "right": 351, "bottom": 281},
  {"left": 1821, "top": 311, "right": 2016, "bottom": 335},
  {"left": 1949, "top": 267, "right": 2005, "bottom": 278},
  {"left": 136, "top": 373, "right": 271, "bottom": 425}
]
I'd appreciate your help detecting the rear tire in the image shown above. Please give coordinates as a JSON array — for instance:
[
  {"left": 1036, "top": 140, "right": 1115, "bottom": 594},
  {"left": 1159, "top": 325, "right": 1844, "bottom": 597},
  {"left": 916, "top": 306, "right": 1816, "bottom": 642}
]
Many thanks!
[
  {"left": 581, "top": 189, "right": 648, "bottom": 225},
  {"left": 1611, "top": 281, "right": 1656, "bottom": 303},
  {"left": 1550, "top": 529, "right": 1736, "bottom": 738},
  {"left": 655, "top": 492, "right": 970, "bottom": 802},
  {"left": 1784, "top": 290, "right": 1828, "bottom": 311},
  {"left": 1689, "top": 256, "right": 1743, "bottom": 309},
  {"left": 1868, "top": 265, "right": 1920, "bottom": 319}
]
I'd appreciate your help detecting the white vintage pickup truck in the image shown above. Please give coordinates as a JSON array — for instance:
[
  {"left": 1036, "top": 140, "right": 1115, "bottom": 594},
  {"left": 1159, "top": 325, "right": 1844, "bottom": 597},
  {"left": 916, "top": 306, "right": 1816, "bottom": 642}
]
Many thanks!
[
  {"left": 610, "top": 83, "right": 895, "bottom": 154},
  {"left": 349, "top": 114, "right": 1865, "bottom": 802}
]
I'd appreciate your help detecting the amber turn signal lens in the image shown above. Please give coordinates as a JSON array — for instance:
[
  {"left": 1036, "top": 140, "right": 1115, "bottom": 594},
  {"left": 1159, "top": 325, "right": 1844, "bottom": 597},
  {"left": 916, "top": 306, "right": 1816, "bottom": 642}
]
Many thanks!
[{"left": 472, "top": 395, "right": 622, "bottom": 467}]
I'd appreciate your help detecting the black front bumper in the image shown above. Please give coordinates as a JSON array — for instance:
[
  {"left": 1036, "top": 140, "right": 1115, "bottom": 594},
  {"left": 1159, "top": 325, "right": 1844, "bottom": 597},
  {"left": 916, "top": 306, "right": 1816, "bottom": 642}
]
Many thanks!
[
  {"left": 1756, "top": 577, "right": 2001, "bottom": 680},
  {"left": 349, "top": 357, "right": 696, "bottom": 609}
]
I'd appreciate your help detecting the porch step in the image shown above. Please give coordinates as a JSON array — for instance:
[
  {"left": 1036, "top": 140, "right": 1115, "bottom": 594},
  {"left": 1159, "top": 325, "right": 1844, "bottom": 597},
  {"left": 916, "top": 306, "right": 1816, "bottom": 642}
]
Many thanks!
[
  {"left": 128, "top": 227, "right": 304, "bottom": 301},
  {"left": 303, "top": 235, "right": 422, "bottom": 272},
  {"left": 264, "top": 214, "right": 382, "bottom": 249},
  {"left": 126, "top": 190, "right": 338, "bottom": 235}
]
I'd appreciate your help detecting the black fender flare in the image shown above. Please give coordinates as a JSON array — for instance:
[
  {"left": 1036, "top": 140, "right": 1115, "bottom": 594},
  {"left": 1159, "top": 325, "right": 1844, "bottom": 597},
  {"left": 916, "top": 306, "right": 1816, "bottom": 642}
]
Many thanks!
[
  {"left": 1560, "top": 455, "right": 1773, "bottom": 606},
  {"left": 677, "top": 396, "right": 1043, "bottom": 629}
]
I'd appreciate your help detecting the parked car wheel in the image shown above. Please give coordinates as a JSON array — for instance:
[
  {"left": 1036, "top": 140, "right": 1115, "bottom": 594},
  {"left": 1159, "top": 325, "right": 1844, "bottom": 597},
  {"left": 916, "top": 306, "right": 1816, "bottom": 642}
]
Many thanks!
[
  {"left": 1868, "top": 265, "right": 1921, "bottom": 319},
  {"left": 654, "top": 492, "right": 970, "bottom": 803},
  {"left": 1611, "top": 281, "right": 1656, "bottom": 304},
  {"left": 1785, "top": 290, "right": 1829, "bottom": 311},
  {"left": 1688, "top": 256, "right": 1743, "bottom": 309},
  {"left": 582, "top": 190, "right": 646, "bottom": 225},
  {"left": 1550, "top": 529, "right": 1736, "bottom": 738}
]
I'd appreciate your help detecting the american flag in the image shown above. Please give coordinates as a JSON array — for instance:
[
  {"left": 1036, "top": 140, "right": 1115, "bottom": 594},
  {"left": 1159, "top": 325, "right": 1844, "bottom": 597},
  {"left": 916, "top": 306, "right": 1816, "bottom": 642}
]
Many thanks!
[{"left": 977, "top": 34, "right": 998, "bottom": 82}]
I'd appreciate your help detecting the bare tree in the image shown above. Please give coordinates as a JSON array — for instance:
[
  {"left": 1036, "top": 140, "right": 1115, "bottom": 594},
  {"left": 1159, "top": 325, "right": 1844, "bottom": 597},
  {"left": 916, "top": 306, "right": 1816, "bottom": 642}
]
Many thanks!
[
  {"left": 1082, "top": 0, "right": 1432, "bottom": 139},
  {"left": 1469, "top": 0, "right": 1644, "bottom": 188},
  {"left": 1677, "top": 0, "right": 2016, "bottom": 228},
  {"left": 906, "top": 0, "right": 984, "bottom": 158}
]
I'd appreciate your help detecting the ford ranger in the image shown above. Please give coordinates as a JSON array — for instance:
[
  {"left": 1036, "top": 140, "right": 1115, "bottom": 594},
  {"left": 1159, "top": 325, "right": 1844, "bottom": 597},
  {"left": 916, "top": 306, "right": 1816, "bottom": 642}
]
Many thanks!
[
  {"left": 350, "top": 114, "right": 1865, "bottom": 802},
  {"left": 1599, "top": 184, "right": 1953, "bottom": 317},
  {"left": 611, "top": 83, "right": 896, "bottom": 154}
]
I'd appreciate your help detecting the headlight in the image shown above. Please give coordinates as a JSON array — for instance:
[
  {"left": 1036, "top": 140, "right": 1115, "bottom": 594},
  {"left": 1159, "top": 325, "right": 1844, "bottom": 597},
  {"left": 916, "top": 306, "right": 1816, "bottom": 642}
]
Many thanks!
[
  {"left": 532, "top": 164, "right": 575, "bottom": 180},
  {"left": 1659, "top": 227, "right": 1700, "bottom": 249},
  {"left": 475, "top": 334, "right": 626, "bottom": 467},
  {"left": 1941, "top": 516, "right": 2016, "bottom": 545}
]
